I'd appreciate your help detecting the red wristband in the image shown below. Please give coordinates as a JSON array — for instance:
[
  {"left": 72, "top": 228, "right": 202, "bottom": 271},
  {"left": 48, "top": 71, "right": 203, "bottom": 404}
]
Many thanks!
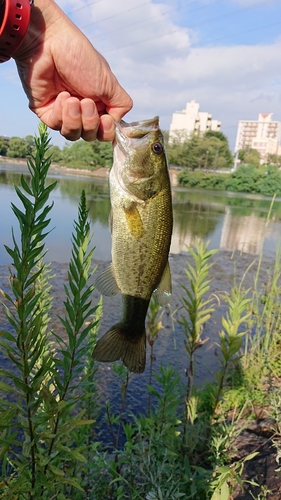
[{"left": 0, "top": 0, "right": 31, "bottom": 63}]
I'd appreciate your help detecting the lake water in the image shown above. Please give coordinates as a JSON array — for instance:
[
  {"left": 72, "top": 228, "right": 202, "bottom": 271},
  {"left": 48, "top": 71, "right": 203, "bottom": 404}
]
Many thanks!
[
  {"left": 0, "top": 163, "right": 281, "bottom": 265},
  {"left": 0, "top": 163, "right": 280, "bottom": 447}
]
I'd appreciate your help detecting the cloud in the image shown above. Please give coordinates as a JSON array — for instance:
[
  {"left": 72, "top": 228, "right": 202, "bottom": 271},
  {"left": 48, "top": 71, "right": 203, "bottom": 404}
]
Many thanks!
[
  {"left": 66, "top": 0, "right": 190, "bottom": 60},
  {"left": 165, "top": 41, "right": 281, "bottom": 89},
  {"left": 22, "top": 1, "right": 281, "bottom": 150},
  {"left": 116, "top": 39, "right": 281, "bottom": 149}
]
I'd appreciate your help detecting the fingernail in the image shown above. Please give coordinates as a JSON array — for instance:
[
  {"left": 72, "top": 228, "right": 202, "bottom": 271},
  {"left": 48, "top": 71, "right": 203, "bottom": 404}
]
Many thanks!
[
  {"left": 83, "top": 101, "right": 95, "bottom": 118},
  {"left": 102, "top": 114, "right": 113, "bottom": 132},
  {"left": 69, "top": 101, "right": 80, "bottom": 117}
]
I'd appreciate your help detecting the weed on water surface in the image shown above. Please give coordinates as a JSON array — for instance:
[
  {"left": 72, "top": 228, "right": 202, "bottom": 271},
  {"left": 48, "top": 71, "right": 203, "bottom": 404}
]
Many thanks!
[{"left": 0, "top": 125, "right": 280, "bottom": 499}]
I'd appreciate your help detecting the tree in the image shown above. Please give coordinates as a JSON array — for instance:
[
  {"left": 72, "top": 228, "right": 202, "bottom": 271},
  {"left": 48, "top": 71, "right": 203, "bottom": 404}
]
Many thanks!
[
  {"left": 166, "top": 139, "right": 186, "bottom": 167},
  {"left": 165, "top": 130, "right": 190, "bottom": 167},
  {"left": 225, "top": 164, "right": 263, "bottom": 193},
  {"left": 25, "top": 135, "right": 35, "bottom": 156},
  {"left": 238, "top": 147, "right": 260, "bottom": 168},
  {"left": 0, "top": 137, "right": 8, "bottom": 156},
  {"left": 266, "top": 153, "right": 281, "bottom": 166},
  {"left": 256, "top": 165, "right": 281, "bottom": 197},
  {"left": 7, "top": 137, "right": 26, "bottom": 158},
  {"left": 90, "top": 141, "right": 113, "bottom": 167},
  {"left": 205, "top": 130, "right": 229, "bottom": 143},
  {"left": 204, "top": 131, "right": 233, "bottom": 169},
  {"left": 166, "top": 130, "right": 233, "bottom": 170},
  {"left": 49, "top": 145, "right": 63, "bottom": 163},
  {"left": 184, "top": 134, "right": 207, "bottom": 170},
  {"left": 61, "top": 140, "right": 113, "bottom": 168}
]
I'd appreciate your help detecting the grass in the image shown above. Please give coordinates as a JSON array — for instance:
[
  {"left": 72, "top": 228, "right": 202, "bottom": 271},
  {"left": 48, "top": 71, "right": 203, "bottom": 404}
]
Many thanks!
[{"left": 0, "top": 124, "right": 280, "bottom": 499}]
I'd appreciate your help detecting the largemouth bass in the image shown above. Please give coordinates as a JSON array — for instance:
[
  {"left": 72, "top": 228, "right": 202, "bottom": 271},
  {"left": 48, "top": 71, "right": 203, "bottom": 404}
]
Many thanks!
[{"left": 92, "top": 117, "right": 173, "bottom": 373}]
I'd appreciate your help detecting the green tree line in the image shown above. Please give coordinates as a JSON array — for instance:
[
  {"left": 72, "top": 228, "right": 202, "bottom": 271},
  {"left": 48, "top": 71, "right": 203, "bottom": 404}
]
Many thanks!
[
  {"left": 178, "top": 164, "right": 281, "bottom": 197},
  {"left": 166, "top": 129, "right": 233, "bottom": 169},
  {"left": 1, "top": 129, "right": 233, "bottom": 171},
  {"left": 4, "top": 130, "right": 280, "bottom": 178},
  {"left": 238, "top": 145, "right": 281, "bottom": 168},
  {"left": 0, "top": 134, "right": 113, "bottom": 170}
]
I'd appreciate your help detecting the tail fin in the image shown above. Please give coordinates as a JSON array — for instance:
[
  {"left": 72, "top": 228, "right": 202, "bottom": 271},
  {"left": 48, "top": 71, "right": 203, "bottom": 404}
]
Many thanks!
[{"left": 92, "top": 323, "right": 146, "bottom": 373}]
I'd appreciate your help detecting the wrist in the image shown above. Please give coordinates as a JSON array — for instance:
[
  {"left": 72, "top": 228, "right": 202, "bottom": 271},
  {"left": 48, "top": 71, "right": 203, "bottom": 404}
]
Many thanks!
[
  {"left": 0, "top": 0, "right": 32, "bottom": 63},
  {"left": 12, "top": 0, "right": 74, "bottom": 62}
]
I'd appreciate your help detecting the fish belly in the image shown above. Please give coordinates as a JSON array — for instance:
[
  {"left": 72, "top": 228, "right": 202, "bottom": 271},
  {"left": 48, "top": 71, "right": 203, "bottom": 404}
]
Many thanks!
[{"left": 111, "top": 185, "right": 172, "bottom": 300}]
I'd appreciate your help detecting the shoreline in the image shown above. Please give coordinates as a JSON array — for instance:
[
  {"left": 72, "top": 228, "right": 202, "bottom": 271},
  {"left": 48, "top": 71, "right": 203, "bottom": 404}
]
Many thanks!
[
  {"left": 0, "top": 158, "right": 180, "bottom": 185},
  {"left": 0, "top": 157, "right": 110, "bottom": 180}
]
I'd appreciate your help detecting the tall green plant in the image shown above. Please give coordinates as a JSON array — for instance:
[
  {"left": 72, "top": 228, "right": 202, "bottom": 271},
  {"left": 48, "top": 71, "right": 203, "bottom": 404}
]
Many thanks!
[
  {"left": 179, "top": 240, "right": 217, "bottom": 398},
  {"left": 0, "top": 124, "right": 99, "bottom": 499},
  {"left": 0, "top": 123, "right": 57, "bottom": 497},
  {"left": 146, "top": 295, "right": 165, "bottom": 414},
  {"left": 212, "top": 286, "right": 251, "bottom": 422}
]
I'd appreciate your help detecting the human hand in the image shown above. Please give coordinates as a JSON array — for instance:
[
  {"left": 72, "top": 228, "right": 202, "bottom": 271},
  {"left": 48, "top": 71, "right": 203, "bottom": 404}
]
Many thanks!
[{"left": 13, "top": 0, "right": 132, "bottom": 141}]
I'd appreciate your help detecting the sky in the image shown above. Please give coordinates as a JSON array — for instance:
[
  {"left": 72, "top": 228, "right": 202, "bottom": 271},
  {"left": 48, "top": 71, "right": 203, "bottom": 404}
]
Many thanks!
[{"left": 1, "top": 0, "right": 281, "bottom": 151}]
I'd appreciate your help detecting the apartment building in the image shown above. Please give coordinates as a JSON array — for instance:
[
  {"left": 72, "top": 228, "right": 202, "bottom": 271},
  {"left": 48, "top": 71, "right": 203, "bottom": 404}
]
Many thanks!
[
  {"left": 235, "top": 113, "right": 281, "bottom": 162},
  {"left": 169, "top": 100, "right": 221, "bottom": 142}
]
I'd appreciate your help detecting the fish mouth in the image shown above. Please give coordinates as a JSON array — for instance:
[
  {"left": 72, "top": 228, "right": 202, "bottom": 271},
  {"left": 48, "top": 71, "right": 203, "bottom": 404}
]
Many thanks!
[
  {"left": 113, "top": 117, "right": 160, "bottom": 178},
  {"left": 118, "top": 116, "right": 159, "bottom": 139},
  {"left": 113, "top": 116, "right": 159, "bottom": 151},
  {"left": 112, "top": 116, "right": 161, "bottom": 199}
]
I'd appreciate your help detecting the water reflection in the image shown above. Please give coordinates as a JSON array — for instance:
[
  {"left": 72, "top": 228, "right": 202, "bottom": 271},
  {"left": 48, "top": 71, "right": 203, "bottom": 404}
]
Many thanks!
[
  {"left": 1, "top": 164, "right": 281, "bottom": 265},
  {"left": 171, "top": 188, "right": 281, "bottom": 256},
  {"left": 0, "top": 165, "right": 112, "bottom": 263}
]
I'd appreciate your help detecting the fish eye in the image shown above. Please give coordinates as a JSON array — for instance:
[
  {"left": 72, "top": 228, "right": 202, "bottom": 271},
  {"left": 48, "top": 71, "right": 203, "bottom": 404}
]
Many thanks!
[{"left": 152, "top": 142, "right": 163, "bottom": 155}]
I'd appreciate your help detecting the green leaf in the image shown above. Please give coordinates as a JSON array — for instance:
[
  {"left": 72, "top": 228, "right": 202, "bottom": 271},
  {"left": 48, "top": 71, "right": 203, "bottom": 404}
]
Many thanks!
[
  {"left": 71, "top": 449, "right": 87, "bottom": 462},
  {"left": 0, "top": 381, "right": 14, "bottom": 392}
]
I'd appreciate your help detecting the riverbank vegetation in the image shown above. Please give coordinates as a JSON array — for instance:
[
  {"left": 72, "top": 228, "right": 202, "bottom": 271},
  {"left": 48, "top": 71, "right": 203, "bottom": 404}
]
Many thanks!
[
  {"left": 0, "top": 134, "right": 113, "bottom": 169},
  {"left": 166, "top": 130, "right": 233, "bottom": 170},
  {"left": 0, "top": 126, "right": 280, "bottom": 499},
  {"left": 1, "top": 129, "right": 234, "bottom": 172},
  {"left": 3, "top": 131, "right": 281, "bottom": 200},
  {"left": 178, "top": 164, "right": 281, "bottom": 198}
]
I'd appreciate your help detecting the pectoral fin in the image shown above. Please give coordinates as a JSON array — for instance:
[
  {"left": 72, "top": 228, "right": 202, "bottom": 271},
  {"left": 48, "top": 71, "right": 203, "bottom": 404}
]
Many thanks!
[
  {"left": 95, "top": 263, "right": 120, "bottom": 296},
  {"left": 154, "top": 261, "right": 172, "bottom": 306},
  {"left": 123, "top": 204, "right": 143, "bottom": 238}
]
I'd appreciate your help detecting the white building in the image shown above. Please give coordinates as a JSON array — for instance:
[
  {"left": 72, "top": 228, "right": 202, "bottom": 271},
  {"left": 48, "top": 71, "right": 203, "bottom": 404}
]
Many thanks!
[
  {"left": 169, "top": 100, "right": 221, "bottom": 142},
  {"left": 235, "top": 113, "right": 281, "bottom": 163}
]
